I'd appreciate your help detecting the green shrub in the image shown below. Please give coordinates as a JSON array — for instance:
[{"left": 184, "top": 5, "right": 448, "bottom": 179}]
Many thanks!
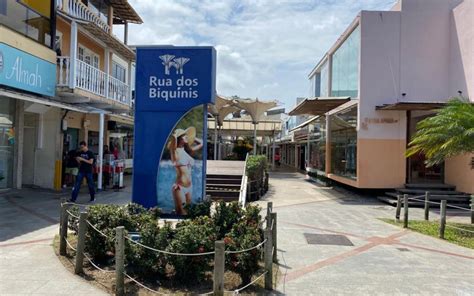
[
  {"left": 184, "top": 200, "right": 211, "bottom": 219},
  {"left": 213, "top": 201, "right": 243, "bottom": 239},
  {"left": 84, "top": 203, "right": 159, "bottom": 262},
  {"left": 127, "top": 222, "right": 174, "bottom": 279},
  {"left": 166, "top": 216, "right": 217, "bottom": 282},
  {"left": 225, "top": 204, "right": 263, "bottom": 285}
]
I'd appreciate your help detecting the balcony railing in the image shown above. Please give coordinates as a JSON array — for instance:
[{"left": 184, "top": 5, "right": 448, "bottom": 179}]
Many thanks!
[
  {"left": 57, "top": 56, "right": 131, "bottom": 106},
  {"left": 58, "top": 0, "right": 110, "bottom": 34}
]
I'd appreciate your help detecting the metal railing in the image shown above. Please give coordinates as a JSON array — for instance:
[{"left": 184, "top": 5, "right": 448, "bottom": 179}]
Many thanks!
[
  {"left": 58, "top": 0, "right": 111, "bottom": 34},
  {"left": 57, "top": 57, "right": 131, "bottom": 106},
  {"left": 238, "top": 153, "right": 249, "bottom": 207}
]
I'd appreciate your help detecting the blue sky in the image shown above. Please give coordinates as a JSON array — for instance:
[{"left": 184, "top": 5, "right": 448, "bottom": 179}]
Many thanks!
[{"left": 115, "top": 0, "right": 397, "bottom": 110}]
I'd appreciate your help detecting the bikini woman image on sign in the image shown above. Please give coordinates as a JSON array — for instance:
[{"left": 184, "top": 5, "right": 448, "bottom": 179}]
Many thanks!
[{"left": 168, "top": 127, "right": 203, "bottom": 215}]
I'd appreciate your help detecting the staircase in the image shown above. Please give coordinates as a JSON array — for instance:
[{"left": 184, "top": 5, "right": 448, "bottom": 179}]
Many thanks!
[
  {"left": 206, "top": 174, "right": 242, "bottom": 202},
  {"left": 377, "top": 183, "right": 471, "bottom": 207},
  {"left": 206, "top": 160, "right": 246, "bottom": 202}
]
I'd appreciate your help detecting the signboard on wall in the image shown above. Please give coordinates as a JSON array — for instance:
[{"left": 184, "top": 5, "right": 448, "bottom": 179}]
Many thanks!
[
  {"left": 133, "top": 46, "right": 216, "bottom": 214},
  {"left": 0, "top": 43, "right": 56, "bottom": 97}
]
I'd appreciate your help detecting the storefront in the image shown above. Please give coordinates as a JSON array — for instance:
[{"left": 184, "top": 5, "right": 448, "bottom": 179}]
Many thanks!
[{"left": 107, "top": 115, "right": 134, "bottom": 171}]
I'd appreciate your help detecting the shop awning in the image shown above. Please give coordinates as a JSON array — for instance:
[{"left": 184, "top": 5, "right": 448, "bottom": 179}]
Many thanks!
[
  {"left": 289, "top": 97, "right": 350, "bottom": 116},
  {"left": 375, "top": 102, "right": 446, "bottom": 111},
  {"left": 0, "top": 88, "right": 89, "bottom": 112},
  {"left": 290, "top": 116, "right": 320, "bottom": 132}
]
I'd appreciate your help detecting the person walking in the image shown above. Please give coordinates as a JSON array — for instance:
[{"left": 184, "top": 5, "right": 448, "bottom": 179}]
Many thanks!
[{"left": 69, "top": 141, "right": 96, "bottom": 202}]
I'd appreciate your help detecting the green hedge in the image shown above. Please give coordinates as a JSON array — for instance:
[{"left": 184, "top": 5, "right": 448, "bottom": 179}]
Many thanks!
[
  {"left": 68, "top": 201, "right": 263, "bottom": 285},
  {"left": 246, "top": 155, "right": 269, "bottom": 201}
]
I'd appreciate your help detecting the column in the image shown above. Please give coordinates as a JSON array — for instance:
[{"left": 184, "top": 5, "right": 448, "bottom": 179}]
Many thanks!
[
  {"left": 104, "top": 49, "right": 110, "bottom": 99},
  {"left": 13, "top": 100, "right": 24, "bottom": 189},
  {"left": 253, "top": 123, "right": 257, "bottom": 155},
  {"left": 97, "top": 113, "right": 105, "bottom": 190},
  {"left": 69, "top": 21, "right": 78, "bottom": 89},
  {"left": 325, "top": 115, "right": 331, "bottom": 174},
  {"left": 214, "top": 115, "right": 218, "bottom": 160}
]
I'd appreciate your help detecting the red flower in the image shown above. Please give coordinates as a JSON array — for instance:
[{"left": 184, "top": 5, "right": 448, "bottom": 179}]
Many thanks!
[{"left": 198, "top": 246, "right": 205, "bottom": 253}]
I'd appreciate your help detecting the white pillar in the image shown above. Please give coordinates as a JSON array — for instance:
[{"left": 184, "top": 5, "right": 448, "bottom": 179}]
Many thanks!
[
  {"left": 217, "top": 127, "right": 222, "bottom": 160},
  {"left": 306, "top": 128, "right": 310, "bottom": 170},
  {"left": 272, "top": 133, "right": 276, "bottom": 170},
  {"left": 214, "top": 116, "right": 218, "bottom": 160},
  {"left": 69, "top": 21, "right": 78, "bottom": 88},
  {"left": 97, "top": 113, "right": 105, "bottom": 190},
  {"left": 104, "top": 49, "right": 110, "bottom": 99},
  {"left": 253, "top": 123, "right": 257, "bottom": 155}
]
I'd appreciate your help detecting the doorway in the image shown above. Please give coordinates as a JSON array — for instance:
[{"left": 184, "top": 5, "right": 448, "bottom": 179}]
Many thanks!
[
  {"left": 299, "top": 145, "right": 306, "bottom": 171},
  {"left": 407, "top": 111, "right": 444, "bottom": 184},
  {"left": 22, "top": 113, "right": 38, "bottom": 186}
]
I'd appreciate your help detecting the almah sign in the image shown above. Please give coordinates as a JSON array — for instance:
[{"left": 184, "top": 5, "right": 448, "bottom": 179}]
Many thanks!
[{"left": 0, "top": 43, "right": 56, "bottom": 97}]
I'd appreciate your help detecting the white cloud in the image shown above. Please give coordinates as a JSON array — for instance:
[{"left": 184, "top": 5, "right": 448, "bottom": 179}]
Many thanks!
[{"left": 117, "top": 0, "right": 397, "bottom": 109}]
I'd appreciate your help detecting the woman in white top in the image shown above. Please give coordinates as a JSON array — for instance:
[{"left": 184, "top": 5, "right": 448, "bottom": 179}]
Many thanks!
[{"left": 168, "top": 127, "right": 203, "bottom": 215}]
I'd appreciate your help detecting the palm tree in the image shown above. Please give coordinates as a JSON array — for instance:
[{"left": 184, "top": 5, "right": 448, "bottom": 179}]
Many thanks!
[
  {"left": 173, "top": 57, "right": 190, "bottom": 74},
  {"left": 159, "top": 55, "right": 175, "bottom": 75},
  {"left": 406, "top": 97, "right": 474, "bottom": 166}
]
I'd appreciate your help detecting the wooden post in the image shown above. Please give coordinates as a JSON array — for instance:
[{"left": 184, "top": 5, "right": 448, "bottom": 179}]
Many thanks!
[
  {"left": 59, "top": 202, "right": 71, "bottom": 256},
  {"left": 424, "top": 191, "right": 430, "bottom": 221},
  {"left": 403, "top": 194, "right": 409, "bottom": 228},
  {"left": 115, "top": 226, "right": 125, "bottom": 296},
  {"left": 395, "top": 195, "right": 401, "bottom": 221},
  {"left": 266, "top": 202, "right": 273, "bottom": 229},
  {"left": 75, "top": 211, "right": 88, "bottom": 274},
  {"left": 471, "top": 195, "right": 473, "bottom": 224},
  {"left": 213, "top": 240, "right": 225, "bottom": 296},
  {"left": 264, "top": 228, "right": 273, "bottom": 290},
  {"left": 439, "top": 200, "right": 447, "bottom": 239},
  {"left": 270, "top": 212, "right": 277, "bottom": 263},
  {"left": 59, "top": 198, "right": 66, "bottom": 238}
]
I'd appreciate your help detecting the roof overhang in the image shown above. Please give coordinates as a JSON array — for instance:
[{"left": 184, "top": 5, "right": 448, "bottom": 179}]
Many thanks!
[
  {"left": 375, "top": 102, "right": 446, "bottom": 111},
  {"left": 289, "top": 97, "right": 350, "bottom": 116},
  {"left": 290, "top": 116, "right": 320, "bottom": 132},
  {"left": 109, "top": 0, "right": 143, "bottom": 24},
  {"left": 82, "top": 23, "right": 135, "bottom": 60}
]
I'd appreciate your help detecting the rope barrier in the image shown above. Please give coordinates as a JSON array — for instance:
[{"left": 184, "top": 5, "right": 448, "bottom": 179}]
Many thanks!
[
  {"left": 66, "top": 210, "right": 80, "bottom": 220},
  {"left": 445, "top": 224, "right": 474, "bottom": 234},
  {"left": 123, "top": 272, "right": 170, "bottom": 295},
  {"left": 124, "top": 236, "right": 215, "bottom": 256},
  {"left": 408, "top": 197, "right": 441, "bottom": 205},
  {"left": 83, "top": 252, "right": 115, "bottom": 273},
  {"left": 225, "top": 239, "right": 267, "bottom": 254},
  {"left": 86, "top": 220, "right": 110, "bottom": 238},
  {"left": 446, "top": 204, "right": 471, "bottom": 211},
  {"left": 64, "top": 236, "right": 77, "bottom": 252},
  {"left": 231, "top": 270, "right": 268, "bottom": 294}
]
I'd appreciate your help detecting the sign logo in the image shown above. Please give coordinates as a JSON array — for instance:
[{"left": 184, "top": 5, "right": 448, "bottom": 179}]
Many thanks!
[{"left": 159, "top": 55, "right": 190, "bottom": 75}]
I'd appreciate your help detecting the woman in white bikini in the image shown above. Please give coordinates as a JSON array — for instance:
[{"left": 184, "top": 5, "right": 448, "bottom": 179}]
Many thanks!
[{"left": 168, "top": 127, "right": 203, "bottom": 215}]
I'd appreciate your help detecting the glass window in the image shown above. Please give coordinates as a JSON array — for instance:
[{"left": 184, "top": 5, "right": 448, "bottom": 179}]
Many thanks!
[
  {"left": 308, "top": 116, "right": 326, "bottom": 171},
  {"left": 331, "top": 26, "right": 360, "bottom": 97},
  {"left": 0, "top": 0, "right": 54, "bottom": 48},
  {"left": 0, "top": 97, "right": 15, "bottom": 189},
  {"left": 330, "top": 105, "right": 357, "bottom": 179},
  {"left": 319, "top": 62, "right": 329, "bottom": 97},
  {"left": 112, "top": 62, "right": 126, "bottom": 83}
]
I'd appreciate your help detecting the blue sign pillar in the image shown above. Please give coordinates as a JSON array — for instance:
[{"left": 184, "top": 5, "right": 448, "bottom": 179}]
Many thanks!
[{"left": 133, "top": 46, "right": 216, "bottom": 212}]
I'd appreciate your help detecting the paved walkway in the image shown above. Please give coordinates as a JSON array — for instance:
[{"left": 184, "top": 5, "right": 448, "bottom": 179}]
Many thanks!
[
  {"left": 1, "top": 170, "right": 473, "bottom": 295},
  {"left": 257, "top": 168, "right": 474, "bottom": 295},
  {"left": 0, "top": 181, "right": 131, "bottom": 295}
]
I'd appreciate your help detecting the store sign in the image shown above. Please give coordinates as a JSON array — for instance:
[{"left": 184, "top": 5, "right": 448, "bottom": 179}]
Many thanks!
[
  {"left": 133, "top": 46, "right": 216, "bottom": 212},
  {"left": 0, "top": 43, "right": 56, "bottom": 97}
]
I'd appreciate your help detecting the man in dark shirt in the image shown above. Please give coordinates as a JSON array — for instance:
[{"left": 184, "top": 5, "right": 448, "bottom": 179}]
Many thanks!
[{"left": 69, "top": 141, "right": 96, "bottom": 202}]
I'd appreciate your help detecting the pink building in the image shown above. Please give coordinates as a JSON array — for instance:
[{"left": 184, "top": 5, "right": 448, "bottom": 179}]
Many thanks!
[{"left": 287, "top": 0, "right": 473, "bottom": 194}]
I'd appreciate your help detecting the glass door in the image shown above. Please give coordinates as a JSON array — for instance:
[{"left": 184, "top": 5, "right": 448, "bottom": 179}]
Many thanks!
[
  {"left": 0, "top": 98, "right": 15, "bottom": 189},
  {"left": 407, "top": 111, "right": 444, "bottom": 184}
]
